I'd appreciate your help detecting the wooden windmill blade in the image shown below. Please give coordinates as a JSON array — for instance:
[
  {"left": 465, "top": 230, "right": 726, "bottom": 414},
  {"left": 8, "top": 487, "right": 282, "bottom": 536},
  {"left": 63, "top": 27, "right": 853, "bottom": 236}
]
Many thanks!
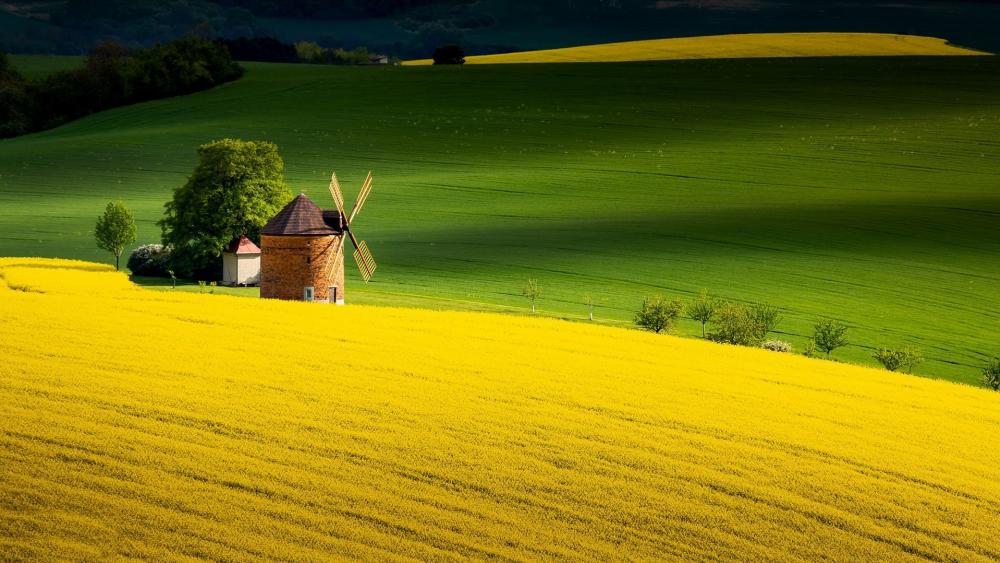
[
  {"left": 353, "top": 242, "right": 377, "bottom": 283},
  {"left": 328, "top": 172, "right": 346, "bottom": 219},
  {"left": 324, "top": 236, "right": 346, "bottom": 286},
  {"left": 356, "top": 240, "right": 376, "bottom": 278},
  {"left": 348, "top": 171, "right": 373, "bottom": 223},
  {"left": 347, "top": 230, "right": 376, "bottom": 283}
]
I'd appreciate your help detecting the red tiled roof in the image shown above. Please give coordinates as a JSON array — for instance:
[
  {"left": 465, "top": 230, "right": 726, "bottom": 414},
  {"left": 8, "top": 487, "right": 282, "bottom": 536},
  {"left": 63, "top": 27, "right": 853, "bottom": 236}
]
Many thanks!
[
  {"left": 225, "top": 235, "right": 261, "bottom": 255},
  {"left": 261, "top": 194, "right": 341, "bottom": 236}
]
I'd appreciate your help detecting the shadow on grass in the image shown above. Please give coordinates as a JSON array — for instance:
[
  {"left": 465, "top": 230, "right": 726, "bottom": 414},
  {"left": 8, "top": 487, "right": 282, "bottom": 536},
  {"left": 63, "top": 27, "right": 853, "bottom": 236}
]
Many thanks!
[{"left": 131, "top": 275, "right": 261, "bottom": 297}]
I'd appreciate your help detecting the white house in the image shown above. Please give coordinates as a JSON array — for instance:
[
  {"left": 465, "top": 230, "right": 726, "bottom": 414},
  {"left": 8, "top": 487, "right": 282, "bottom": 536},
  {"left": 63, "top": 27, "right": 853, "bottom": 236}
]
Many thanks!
[{"left": 222, "top": 235, "right": 261, "bottom": 286}]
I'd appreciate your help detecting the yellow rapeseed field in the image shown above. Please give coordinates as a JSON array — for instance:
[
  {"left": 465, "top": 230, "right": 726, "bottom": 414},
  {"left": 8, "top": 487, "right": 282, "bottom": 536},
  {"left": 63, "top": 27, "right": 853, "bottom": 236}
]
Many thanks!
[
  {"left": 404, "top": 32, "right": 988, "bottom": 65},
  {"left": 2, "top": 258, "right": 999, "bottom": 561}
]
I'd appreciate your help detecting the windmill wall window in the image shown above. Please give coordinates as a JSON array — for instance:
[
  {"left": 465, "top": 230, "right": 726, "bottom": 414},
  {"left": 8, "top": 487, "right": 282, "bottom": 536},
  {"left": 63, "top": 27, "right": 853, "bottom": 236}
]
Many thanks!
[{"left": 304, "top": 286, "right": 314, "bottom": 301}]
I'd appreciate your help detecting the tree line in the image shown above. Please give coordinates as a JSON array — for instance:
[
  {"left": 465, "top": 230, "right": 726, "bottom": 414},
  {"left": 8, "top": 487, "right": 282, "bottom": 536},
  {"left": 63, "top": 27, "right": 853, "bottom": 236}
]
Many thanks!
[
  {"left": 0, "top": 38, "right": 243, "bottom": 139},
  {"left": 633, "top": 291, "right": 928, "bottom": 372},
  {"left": 215, "top": 36, "right": 396, "bottom": 65}
]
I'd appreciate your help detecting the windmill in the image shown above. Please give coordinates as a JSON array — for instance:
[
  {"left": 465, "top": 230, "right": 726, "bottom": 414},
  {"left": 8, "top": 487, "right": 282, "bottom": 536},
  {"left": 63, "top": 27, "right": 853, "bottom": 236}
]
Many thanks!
[
  {"left": 326, "top": 171, "right": 377, "bottom": 285},
  {"left": 259, "top": 171, "right": 378, "bottom": 304}
]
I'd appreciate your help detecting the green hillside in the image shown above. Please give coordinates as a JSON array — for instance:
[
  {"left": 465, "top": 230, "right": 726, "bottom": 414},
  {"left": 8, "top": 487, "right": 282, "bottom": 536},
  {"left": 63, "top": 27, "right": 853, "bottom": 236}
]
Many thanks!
[
  {"left": 8, "top": 55, "right": 83, "bottom": 80},
  {"left": 1, "top": 56, "right": 999, "bottom": 384}
]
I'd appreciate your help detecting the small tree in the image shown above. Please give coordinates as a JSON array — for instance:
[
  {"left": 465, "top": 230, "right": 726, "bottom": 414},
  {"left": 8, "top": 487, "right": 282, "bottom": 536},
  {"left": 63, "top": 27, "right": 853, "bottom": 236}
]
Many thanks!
[
  {"left": 750, "top": 302, "right": 782, "bottom": 339},
  {"left": 813, "top": 319, "right": 849, "bottom": 358},
  {"left": 982, "top": 358, "right": 1000, "bottom": 391},
  {"left": 802, "top": 342, "right": 818, "bottom": 358},
  {"left": 873, "top": 348, "right": 924, "bottom": 373},
  {"left": 94, "top": 200, "right": 136, "bottom": 270},
  {"left": 902, "top": 348, "right": 923, "bottom": 373},
  {"left": 687, "top": 289, "right": 720, "bottom": 338},
  {"left": 873, "top": 349, "right": 902, "bottom": 371},
  {"left": 634, "top": 295, "right": 684, "bottom": 334},
  {"left": 711, "top": 302, "right": 764, "bottom": 346},
  {"left": 522, "top": 279, "right": 542, "bottom": 313},
  {"left": 583, "top": 293, "right": 596, "bottom": 321},
  {"left": 432, "top": 44, "right": 465, "bottom": 65}
]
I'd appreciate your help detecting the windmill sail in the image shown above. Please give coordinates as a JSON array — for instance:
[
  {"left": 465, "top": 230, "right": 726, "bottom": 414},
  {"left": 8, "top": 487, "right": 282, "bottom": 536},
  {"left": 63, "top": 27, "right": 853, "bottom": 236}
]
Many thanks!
[{"left": 349, "top": 171, "right": 373, "bottom": 223}]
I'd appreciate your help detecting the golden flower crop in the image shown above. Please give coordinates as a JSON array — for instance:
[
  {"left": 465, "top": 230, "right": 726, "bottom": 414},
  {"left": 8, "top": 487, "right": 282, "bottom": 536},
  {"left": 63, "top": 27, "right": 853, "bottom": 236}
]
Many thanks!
[
  {"left": 405, "top": 32, "right": 984, "bottom": 65},
  {"left": 1, "top": 258, "right": 999, "bottom": 561}
]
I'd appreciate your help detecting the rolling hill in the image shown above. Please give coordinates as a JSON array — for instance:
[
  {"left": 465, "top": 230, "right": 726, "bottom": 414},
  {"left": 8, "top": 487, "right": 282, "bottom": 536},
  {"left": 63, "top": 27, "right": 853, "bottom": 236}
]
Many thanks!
[
  {"left": 1, "top": 53, "right": 999, "bottom": 383},
  {"left": 1, "top": 258, "right": 998, "bottom": 560},
  {"left": 404, "top": 33, "right": 988, "bottom": 65},
  {"left": 7, "top": 55, "right": 83, "bottom": 80}
]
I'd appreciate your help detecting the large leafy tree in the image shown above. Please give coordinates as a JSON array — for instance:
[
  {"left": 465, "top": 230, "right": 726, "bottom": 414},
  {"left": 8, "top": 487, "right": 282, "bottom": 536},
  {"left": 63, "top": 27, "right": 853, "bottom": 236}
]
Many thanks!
[
  {"left": 95, "top": 200, "right": 137, "bottom": 271},
  {"left": 160, "top": 139, "right": 292, "bottom": 278}
]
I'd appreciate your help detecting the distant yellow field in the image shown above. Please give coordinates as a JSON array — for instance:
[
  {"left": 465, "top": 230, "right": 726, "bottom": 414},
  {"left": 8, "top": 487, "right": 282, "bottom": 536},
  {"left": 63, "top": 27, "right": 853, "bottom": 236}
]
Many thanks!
[
  {"left": 405, "top": 32, "right": 988, "bottom": 65},
  {"left": 2, "top": 258, "right": 999, "bottom": 560}
]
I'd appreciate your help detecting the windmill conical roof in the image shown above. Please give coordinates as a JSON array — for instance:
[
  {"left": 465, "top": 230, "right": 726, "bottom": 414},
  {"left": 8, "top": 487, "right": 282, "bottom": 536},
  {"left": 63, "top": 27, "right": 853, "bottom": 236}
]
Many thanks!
[{"left": 261, "top": 194, "right": 340, "bottom": 236}]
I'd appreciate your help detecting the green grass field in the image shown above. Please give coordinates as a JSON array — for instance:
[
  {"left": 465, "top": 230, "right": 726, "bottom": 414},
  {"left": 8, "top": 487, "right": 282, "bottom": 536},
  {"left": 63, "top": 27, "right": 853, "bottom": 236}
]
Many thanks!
[
  {"left": 7, "top": 55, "right": 83, "bottom": 80},
  {"left": 2, "top": 56, "right": 999, "bottom": 384}
]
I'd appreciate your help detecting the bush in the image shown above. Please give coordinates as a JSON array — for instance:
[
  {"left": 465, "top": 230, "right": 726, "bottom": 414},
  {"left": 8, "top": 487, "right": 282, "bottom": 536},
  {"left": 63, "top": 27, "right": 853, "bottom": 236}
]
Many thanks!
[
  {"left": 803, "top": 342, "right": 818, "bottom": 358},
  {"left": 710, "top": 301, "right": 780, "bottom": 346},
  {"left": 873, "top": 348, "right": 924, "bottom": 373},
  {"left": 295, "top": 42, "right": 377, "bottom": 65},
  {"left": 295, "top": 41, "right": 324, "bottom": 62},
  {"left": 762, "top": 340, "right": 792, "bottom": 353},
  {"left": 981, "top": 358, "right": 999, "bottom": 390},
  {"left": 634, "top": 295, "right": 684, "bottom": 334},
  {"left": 433, "top": 44, "right": 465, "bottom": 65},
  {"left": 711, "top": 302, "right": 766, "bottom": 346},
  {"left": 127, "top": 244, "right": 172, "bottom": 277},
  {"left": 813, "top": 319, "right": 849, "bottom": 358},
  {"left": 750, "top": 302, "right": 781, "bottom": 339}
]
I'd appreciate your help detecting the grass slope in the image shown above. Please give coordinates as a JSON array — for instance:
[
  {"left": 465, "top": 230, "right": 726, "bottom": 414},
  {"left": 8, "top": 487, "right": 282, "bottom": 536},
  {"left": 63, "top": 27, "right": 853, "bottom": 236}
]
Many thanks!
[
  {"left": 404, "top": 33, "right": 988, "bottom": 65},
  {"left": 1, "top": 56, "right": 999, "bottom": 383},
  {"left": 8, "top": 55, "right": 84, "bottom": 80},
  {"left": 2, "top": 259, "right": 999, "bottom": 560}
]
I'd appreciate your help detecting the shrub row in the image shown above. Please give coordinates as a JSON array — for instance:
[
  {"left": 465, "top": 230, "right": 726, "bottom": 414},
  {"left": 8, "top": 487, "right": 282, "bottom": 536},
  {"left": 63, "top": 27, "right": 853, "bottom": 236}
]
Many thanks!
[
  {"left": 625, "top": 288, "right": 998, "bottom": 387},
  {"left": 636, "top": 291, "right": 781, "bottom": 347},
  {"left": 0, "top": 38, "right": 243, "bottom": 138},
  {"left": 294, "top": 42, "right": 389, "bottom": 65},
  {"left": 213, "top": 36, "right": 396, "bottom": 65}
]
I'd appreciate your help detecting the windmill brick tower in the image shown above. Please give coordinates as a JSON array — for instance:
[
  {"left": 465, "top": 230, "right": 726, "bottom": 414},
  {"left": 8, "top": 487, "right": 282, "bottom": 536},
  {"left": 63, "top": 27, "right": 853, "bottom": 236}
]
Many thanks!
[{"left": 259, "top": 172, "right": 376, "bottom": 304}]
